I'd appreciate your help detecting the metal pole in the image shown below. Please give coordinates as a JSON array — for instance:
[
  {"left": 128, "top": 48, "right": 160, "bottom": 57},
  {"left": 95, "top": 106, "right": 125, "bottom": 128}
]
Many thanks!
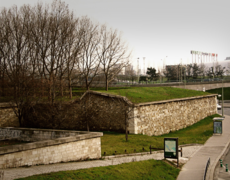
[
  {"left": 222, "top": 79, "right": 224, "bottom": 117},
  {"left": 184, "top": 65, "right": 186, "bottom": 89}
]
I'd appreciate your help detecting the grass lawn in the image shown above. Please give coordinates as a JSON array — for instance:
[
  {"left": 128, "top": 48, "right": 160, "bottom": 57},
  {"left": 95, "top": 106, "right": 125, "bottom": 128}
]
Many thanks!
[
  {"left": 73, "top": 86, "right": 212, "bottom": 103},
  {"left": 16, "top": 114, "right": 219, "bottom": 180},
  {"left": 1, "top": 87, "right": 213, "bottom": 103},
  {"left": 17, "top": 159, "right": 180, "bottom": 180},
  {"left": 101, "top": 114, "right": 220, "bottom": 156},
  {"left": 206, "top": 87, "right": 230, "bottom": 100}
]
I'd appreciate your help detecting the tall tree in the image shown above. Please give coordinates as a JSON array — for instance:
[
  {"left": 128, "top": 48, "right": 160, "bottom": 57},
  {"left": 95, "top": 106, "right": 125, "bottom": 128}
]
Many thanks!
[
  {"left": 192, "top": 63, "right": 200, "bottom": 79},
  {"left": 214, "top": 65, "right": 225, "bottom": 78},
  {"left": 146, "top": 67, "right": 159, "bottom": 81},
  {"left": 31, "top": 0, "right": 79, "bottom": 103},
  {"left": 97, "top": 26, "right": 131, "bottom": 91},
  {"left": 163, "top": 65, "right": 178, "bottom": 81},
  {"left": 0, "top": 5, "right": 40, "bottom": 125},
  {"left": 78, "top": 17, "right": 102, "bottom": 90}
]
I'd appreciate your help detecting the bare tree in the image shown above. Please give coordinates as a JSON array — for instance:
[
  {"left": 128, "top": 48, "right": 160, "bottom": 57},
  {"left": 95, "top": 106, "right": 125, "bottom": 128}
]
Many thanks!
[
  {"left": 77, "top": 17, "right": 102, "bottom": 90},
  {"left": 215, "top": 64, "right": 225, "bottom": 78},
  {"left": 226, "top": 62, "right": 230, "bottom": 76},
  {"left": 0, "top": 5, "right": 41, "bottom": 125},
  {"left": 64, "top": 25, "right": 84, "bottom": 99},
  {"left": 97, "top": 26, "right": 131, "bottom": 91},
  {"left": 125, "top": 65, "right": 138, "bottom": 84},
  {"left": 31, "top": 0, "right": 80, "bottom": 103}
]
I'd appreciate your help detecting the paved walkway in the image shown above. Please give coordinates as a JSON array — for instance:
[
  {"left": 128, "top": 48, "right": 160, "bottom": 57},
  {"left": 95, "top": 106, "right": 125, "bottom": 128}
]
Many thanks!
[
  {"left": 1, "top": 145, "right": 202, "bottom": 180},
  {"left": 177, "top": 115, "right": 230, "bottom": 180}
]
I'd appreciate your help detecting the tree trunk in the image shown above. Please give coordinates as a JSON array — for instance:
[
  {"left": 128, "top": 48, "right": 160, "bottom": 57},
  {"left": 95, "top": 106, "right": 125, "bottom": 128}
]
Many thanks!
[
  {"left": 1, "top": 72, "right": 5, "bottom": 96},
  {"left": 106, "top": 75, "right": 109, "bottom": 91},
  {"left": 69, "top": 84, "right": 72, "bottom": 99},
  {"left": 85, "top": 78, "right": 90, "bottom": 90},
  {"left": 68, "top": 78, "right": 72, "bottom": 99},
  {"left": 125, "top": 107, "right": 128, "bottom": 142},
  {"left": 60, "top": 81, "right": 64, "bottom": 97},
  {"left": 18, "top": 109, "right": 22, "bottom": 127}
]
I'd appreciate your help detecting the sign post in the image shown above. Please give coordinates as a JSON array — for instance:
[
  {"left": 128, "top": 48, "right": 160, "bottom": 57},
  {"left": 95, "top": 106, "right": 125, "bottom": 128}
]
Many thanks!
[
  {"left": 213, "top": 117, "right": 224, "bottom": 134},
  {"left": 164, "top": 138, "right": 179, "bottom": 167}
]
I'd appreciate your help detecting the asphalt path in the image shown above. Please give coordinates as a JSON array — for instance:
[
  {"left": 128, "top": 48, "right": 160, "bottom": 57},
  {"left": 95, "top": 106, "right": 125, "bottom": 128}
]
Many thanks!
[
  {"left": 218, "top": 108, "right": 230, "bottom": 116},
  {"left": 217, "top": 108, "right": 230, "bottom": 180}
]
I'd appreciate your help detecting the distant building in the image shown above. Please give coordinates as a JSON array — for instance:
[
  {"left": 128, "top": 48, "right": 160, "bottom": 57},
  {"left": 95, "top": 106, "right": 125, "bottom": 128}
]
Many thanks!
[{"left": 225, "top": 57, "right": 230, "bottom": 60}]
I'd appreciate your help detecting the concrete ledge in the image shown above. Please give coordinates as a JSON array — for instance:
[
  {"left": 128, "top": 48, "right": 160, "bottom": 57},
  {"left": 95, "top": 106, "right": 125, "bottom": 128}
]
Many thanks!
[{"left": 0, "top": 127, "right": 103, "bottom": 155}]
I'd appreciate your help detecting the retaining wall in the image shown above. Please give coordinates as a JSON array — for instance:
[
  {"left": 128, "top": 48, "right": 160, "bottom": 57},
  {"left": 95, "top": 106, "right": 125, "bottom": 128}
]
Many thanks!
[
  {"left": 0, "top": 92, "right": 218, "bottom": 137},
  {"left": 0, "top": 128, "right": 102, "bottom": 169},
  {"left": 129, "top": 95, "right": 217, "bottom": 136}
]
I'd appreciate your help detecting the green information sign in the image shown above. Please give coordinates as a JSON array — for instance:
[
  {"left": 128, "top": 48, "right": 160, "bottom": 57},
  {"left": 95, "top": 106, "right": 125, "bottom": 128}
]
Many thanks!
[{"left": 164, "top": 138, "right": 178, "bottom": 159}]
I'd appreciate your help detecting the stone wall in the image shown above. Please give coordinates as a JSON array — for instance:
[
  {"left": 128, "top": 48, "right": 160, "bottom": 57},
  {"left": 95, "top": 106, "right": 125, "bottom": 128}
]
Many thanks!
[
  {"left": 0, "top": 128, "right": 102, "bottom": 168},
  {"left": 0, "top": 103, "right": 19, "bottom": 127},
  {"left": 22, "top": 92, "right": 131, "bottom": 132},
  {"left": 129, "top": 95, "right": 217, "bottom": 136},
  {"left": 1, "top": 92, "right": 218, "bottom": 136}
]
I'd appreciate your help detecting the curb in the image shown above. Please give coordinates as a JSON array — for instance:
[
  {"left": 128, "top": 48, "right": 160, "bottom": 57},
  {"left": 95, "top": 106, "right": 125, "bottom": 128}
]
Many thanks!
[
  {"left": 207, "top": 114, "right": 230, "bottom": 180},
  {"left": 103, "top": 144, "right": 203, "bottom": 160},
  {"left": 209, "top": 139, "right": 230, "bottom": 180}
]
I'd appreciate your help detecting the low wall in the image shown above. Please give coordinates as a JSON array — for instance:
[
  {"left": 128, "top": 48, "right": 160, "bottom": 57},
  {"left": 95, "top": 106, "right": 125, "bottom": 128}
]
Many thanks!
[
  {"left": 172, "top": 82, "right": 230, "bottom": 91},
  {"left": 0, "top": 127, "right": 91, "bottom": 141},
  {"left": 128, "top": 95, "right": 217, "bottom": 136},
  {"left": 0, "top": 128, "right": 103, "bottom": 169}
]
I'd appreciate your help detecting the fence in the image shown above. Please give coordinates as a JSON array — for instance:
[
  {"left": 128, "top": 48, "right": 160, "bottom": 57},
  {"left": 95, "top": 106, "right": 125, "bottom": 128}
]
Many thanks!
[
  {"left": 72, "top": 78, "right": 230, "bottom": 88},
  {"left": 203, "top": 157, "right": 210, "bottom": 180}
]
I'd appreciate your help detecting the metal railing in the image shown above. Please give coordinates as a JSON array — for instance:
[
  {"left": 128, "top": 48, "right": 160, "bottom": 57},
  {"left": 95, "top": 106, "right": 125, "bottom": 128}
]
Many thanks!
[
  {"left": 72, "top": 78, "right": 230, "bottom": 88},
  {"left": 203, "top": 157, "right": 210, "bottom": 180}
]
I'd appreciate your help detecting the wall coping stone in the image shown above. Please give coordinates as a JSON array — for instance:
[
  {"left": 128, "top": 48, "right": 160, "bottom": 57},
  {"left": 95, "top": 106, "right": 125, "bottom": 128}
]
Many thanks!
[
  {"left": 80, "top": 90, "right": 133, "bottom": 106},
  {"left": 0, "top": 127, "right": 103, "bottom": 155},
  {"left": 79, "top": 91, "right": 217, "bottom": 107},
  {"left": 134, "top": 94, "right": 218, "bottom": 107}
]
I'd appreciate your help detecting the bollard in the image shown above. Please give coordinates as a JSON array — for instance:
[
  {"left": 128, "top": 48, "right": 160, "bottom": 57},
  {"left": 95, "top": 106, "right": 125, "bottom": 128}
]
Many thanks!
[
  {"left": 220, "top": 159, "right": 223, "bottom": 167},
  {"left": 104, "top": 152, "right": 106, "bottom": 156},
  {"left": 226, "top": 164, "right": 228, "bottom": 172}
]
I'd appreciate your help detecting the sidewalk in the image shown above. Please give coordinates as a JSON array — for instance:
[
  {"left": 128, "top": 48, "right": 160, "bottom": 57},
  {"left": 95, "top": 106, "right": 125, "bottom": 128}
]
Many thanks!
[
  {"left": 177, "top": 115, "right": 230, "bottom": 180},
  {"left": 1, "top": 145, "right": 202, "bottom": 180}
]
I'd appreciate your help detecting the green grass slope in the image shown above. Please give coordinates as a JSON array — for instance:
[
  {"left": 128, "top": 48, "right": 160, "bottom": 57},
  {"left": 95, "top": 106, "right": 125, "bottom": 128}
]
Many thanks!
[
  {"left": 17, "top": 159, "right": 180, "bottom": 180},
  {"left": 101, "top": 114, "right": 220, "bottom": 156},
  {"left": 94, "top": 86, "right": 211, "bottom": 103}
]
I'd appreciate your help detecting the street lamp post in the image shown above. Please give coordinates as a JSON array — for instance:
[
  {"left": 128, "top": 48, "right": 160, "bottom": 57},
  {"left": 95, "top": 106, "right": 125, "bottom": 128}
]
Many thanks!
[{"left": 222, "top": 79, "right": 224, "bottom": 117}]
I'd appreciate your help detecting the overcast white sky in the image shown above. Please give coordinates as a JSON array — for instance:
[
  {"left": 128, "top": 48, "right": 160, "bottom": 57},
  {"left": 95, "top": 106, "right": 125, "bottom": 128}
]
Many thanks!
[{"left": 1, "top": 0, "right": 230, "bottom": 70}]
